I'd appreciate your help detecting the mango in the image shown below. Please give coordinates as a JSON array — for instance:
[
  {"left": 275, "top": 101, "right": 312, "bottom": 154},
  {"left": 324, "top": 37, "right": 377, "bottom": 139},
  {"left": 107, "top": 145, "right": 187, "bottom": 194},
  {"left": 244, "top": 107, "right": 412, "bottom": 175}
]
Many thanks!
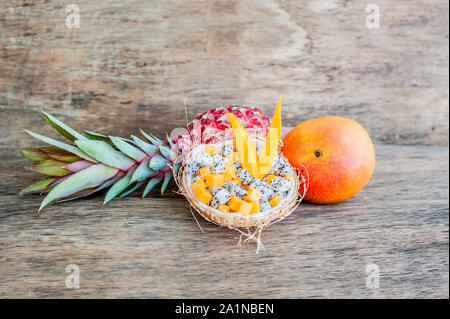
[
  {"left": 194, "top": 187, "right": 212, "bottom": 205},
  {"left": 236, "top": 201, "right": 252, "bottom": 216},
  {"left": 249, "top": 201, "right": 261, "bottom": 214},
  {"left": 222, "top": 171, "right": 233, "bottom": 182},
  {"left": 224, "top": 162, "right": 237, "bottom": 174},
  {"left": 204, "top": 174, "right": 225, "bottom": 188},
  {"left": 269, "top": 195, "right": 282, "bottom": 207},
  {"left": 190, "top": 178, "right": 206, "bottom": 191},
  {"left": 244, "top": 188, "right": 262, "bottom": 202},
  {"left": 198, "top": 166, "right": 211, "bottom": 178},
  {"left": 258, "top": 98, "right": 282, "bottom": 176},
  {"left": 217, "top": 205, "right": 230, "bottom": 213},
  {"left": 228, "top": 113, "right": 260, "bottom": 178},
  {"left": 282, "top": 116, "right": 375, "bottom": 204},
  {"left": 227, "top": 195, "right": 252, "bottom": 216}
]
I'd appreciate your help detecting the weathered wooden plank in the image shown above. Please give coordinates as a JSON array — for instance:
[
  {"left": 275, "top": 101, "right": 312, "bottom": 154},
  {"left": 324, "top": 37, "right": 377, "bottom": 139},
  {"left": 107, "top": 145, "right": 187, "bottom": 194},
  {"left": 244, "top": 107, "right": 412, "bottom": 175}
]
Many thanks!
[
  {"left": 0, "top": 144, "right": 448, "bottom": 298},
  {"left": 0, "top": 0, "right": 448, "bottom": 299},
  {"left": 0, "top": 0, "right": 448, "bottom": 150}
]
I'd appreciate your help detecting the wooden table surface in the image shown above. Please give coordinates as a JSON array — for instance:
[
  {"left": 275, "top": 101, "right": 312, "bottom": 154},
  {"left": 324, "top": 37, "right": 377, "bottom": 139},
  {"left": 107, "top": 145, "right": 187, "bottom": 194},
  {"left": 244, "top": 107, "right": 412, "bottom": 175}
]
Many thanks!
[
  {"left": 0, "top": 145, "right": 448, "bottom": 298},
  {"left": 0, "top": 0, "right": 448, "bottom": 298}
]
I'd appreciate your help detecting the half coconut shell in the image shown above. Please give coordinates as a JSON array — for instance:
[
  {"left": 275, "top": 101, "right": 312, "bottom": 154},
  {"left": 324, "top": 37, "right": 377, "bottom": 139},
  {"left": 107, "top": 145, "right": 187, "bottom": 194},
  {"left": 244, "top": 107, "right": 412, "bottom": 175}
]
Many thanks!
[{"left": 174, "top": 141, "right": 306, "bottom": 230}]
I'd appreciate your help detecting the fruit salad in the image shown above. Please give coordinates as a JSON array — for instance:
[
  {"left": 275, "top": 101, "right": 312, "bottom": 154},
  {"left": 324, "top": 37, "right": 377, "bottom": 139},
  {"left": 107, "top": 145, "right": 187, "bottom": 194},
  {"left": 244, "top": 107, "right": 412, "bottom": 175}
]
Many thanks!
[{"left": 187, "top": 143, "right": 295, "bottom": 216}]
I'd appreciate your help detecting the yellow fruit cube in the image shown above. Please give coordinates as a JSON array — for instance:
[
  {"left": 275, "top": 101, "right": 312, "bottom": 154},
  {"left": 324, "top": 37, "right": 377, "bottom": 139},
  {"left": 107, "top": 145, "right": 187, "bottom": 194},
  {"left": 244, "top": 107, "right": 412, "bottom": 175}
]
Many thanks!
[
  {"left": 284, "top": 174, "right": 294, "bottom": 183},
  {"left": 269, "top": 195, "right": 282, "bottom": 207},
  {"left": 265, "top": 175, "right": 278, "bottom": 185},
  {"left": 217, "top": 205, "right": 230, "bottom": 213},
  {"left": 198, "top": 166, "right": 211, "bottom": 178},
  {"left": 227, "top": 196, "right": 252, "bottom": 216},
  {"left": 204, "top": 146, "right": 219, "bottom": 155},
  {"left": 222, "top": 171, "right": 233, "bottom": 182},
  {"left": 249, "top": 201, "right": 261, "bottom": 214},
  {"left": 237, "top": 201, "right": 252, "bottom": 216},
  {"left": 190, "top": 178, "right": 206, "bottom": 191},
  {"left": 227, "top": 196, "right": 242, "bottom": 211},
  {"left": 244, "top": 188, "right": 262, "bottom": 202},
  {"left": 194, "top": 187, "right": 212, "bottom": 205},
  {"left": 224, "top": 162, "right": 237, "bottom": 174},
  {"left": 204, "top": 174, "right": 225, "bottom": 188},
  {"left": 224, "top": 165, "right": 237, "bottom": 181}
]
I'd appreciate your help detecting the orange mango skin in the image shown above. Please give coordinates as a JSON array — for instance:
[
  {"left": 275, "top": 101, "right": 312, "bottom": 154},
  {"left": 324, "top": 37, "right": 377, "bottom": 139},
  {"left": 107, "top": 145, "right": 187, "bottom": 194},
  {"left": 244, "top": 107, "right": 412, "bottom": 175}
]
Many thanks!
[{"left": 282, "top": 116, "right": 375, "bottom": 204}]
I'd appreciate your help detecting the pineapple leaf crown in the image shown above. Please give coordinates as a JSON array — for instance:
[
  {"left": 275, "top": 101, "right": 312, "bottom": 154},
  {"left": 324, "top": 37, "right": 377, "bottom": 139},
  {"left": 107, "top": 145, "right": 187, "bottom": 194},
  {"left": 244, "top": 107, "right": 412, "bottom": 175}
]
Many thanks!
[{"left": 20, "top": 112, "right": 178, "bottom": 212}]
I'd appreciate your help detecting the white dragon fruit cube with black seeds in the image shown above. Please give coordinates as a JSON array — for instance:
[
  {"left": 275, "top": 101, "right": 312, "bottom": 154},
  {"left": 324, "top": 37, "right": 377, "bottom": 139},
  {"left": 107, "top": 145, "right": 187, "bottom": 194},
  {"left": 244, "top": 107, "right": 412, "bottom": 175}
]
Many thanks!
[
  {"left": 221, "top": 145, "right": 233, "bottom": 156},
  {"left": 249, "top": 180, "right": 266, "bottom": 192},
  {"left": 270, "top": 177, "right": 290, "bottom": 192},
  {"left": 274, "top": 162, "right": 291, "bottom": 176},
  {"left": 238, "top": 169, "right": 253, "bottom": 185},
  {"left": 264, "top": 183, "right": 275, "bottom": 194},
  {"left": 212, "top": 162, "right": 225, "bottom": 174},
  {"left": 260, "top": 201, "right": 272, "bottom": 212},
  {"left": 212, "top": 154, "right": 228, "bottom": 165},
  {"left": 276, "top": 190, "right": 289, "bottom": 199},
  {"left": 197, "top": 153, "right": 214, "bottom": 167},
  {"left": 271, "top": 155, "right": 282, "bottom": 169},
  {"left": 224, "top": 181, "right": 237, "bottom": 190},
  {"left": 229, "top": 184, "right": 247, "bottom": 198},
  {"left": 261, "top": 184, "right": 275, "bottom": 201},
  {"left": 233, "top": 161, "right": 241, "bottom": 171},
  {"left": 186, "top": 161, "right": 201, "bottom": 175},
  {"left": 211, "top": 197, "right": 221, "bottom": 208},
  {"left": 210, "top": 186, "right": 226, "bottom": 196},
  {"left": 213, "top": 189, "right": 232, "bottom": 206}
]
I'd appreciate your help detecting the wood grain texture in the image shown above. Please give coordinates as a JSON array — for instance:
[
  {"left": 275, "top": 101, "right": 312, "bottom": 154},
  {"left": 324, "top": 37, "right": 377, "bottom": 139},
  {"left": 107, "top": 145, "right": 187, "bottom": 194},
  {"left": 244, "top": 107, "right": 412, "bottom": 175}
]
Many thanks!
[
  {"left": 0, "top": 0, "right": 448, "bottom": 150},
  {"left": 0, "top": 144, "right": 448, "bottom": 298},
  {"left": 0, "top": 0, "right": 448, "bottom": 299}
]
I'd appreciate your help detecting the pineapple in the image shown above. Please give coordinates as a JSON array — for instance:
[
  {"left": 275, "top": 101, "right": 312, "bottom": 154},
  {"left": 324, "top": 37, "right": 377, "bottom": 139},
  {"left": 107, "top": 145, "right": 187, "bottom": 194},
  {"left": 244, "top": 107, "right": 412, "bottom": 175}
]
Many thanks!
[{"left": 20, "top": 106, "right": 270, "bottom": 212}]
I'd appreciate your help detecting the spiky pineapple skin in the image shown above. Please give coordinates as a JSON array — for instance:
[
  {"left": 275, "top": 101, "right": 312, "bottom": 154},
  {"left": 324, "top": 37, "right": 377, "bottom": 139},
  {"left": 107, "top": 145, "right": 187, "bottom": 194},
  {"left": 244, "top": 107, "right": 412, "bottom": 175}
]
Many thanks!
[{"left": 20, "top": 106, "right": 270, "bottom": 211}]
